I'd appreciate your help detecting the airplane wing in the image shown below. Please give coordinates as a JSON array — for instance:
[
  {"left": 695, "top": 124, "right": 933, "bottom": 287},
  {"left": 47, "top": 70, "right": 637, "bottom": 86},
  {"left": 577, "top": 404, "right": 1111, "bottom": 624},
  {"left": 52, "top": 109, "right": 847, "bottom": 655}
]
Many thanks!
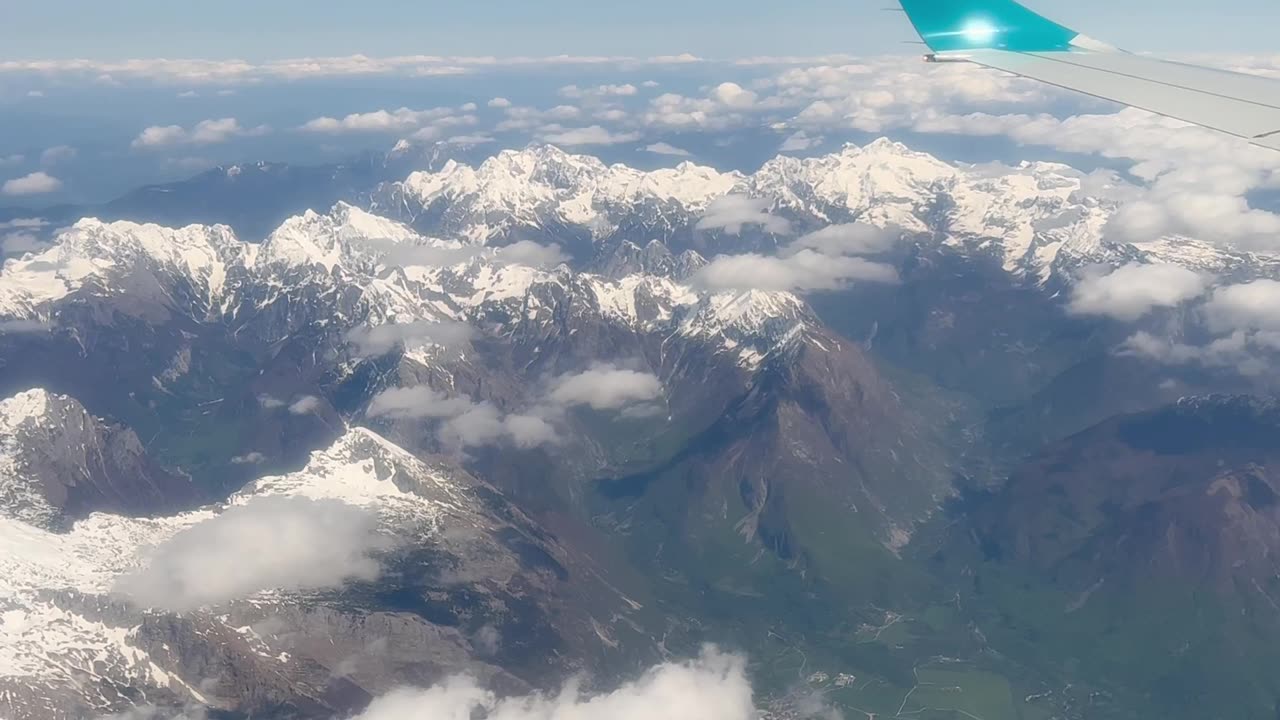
[{"left": 896, "top": 0, "right": 1280, "bottom": 150}]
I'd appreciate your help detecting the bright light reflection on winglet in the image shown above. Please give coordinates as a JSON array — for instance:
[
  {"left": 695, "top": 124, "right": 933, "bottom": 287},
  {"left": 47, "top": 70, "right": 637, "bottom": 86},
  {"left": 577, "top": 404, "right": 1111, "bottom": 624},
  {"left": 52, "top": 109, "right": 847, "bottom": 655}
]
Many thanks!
[{"left": 962, "top": 19, "right": 998, "bottom": 45}]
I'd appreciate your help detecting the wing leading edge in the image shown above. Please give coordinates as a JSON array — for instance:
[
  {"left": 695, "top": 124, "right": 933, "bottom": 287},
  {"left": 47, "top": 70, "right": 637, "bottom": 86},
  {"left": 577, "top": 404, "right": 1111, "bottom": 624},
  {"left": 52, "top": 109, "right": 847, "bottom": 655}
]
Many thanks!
[{"left": 896, "top": 0, "right": 1280, "bottom": 150}]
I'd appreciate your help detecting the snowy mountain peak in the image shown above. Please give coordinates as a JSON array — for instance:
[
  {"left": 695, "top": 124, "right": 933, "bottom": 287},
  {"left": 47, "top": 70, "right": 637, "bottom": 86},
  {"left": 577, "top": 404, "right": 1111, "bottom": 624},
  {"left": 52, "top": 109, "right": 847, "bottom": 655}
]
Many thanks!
[
  {"left": 0, "top": 218, "right": 239, "bottom": 321},
  {"left": 255, "top": 203, "right": 419, "bottom": 273}
]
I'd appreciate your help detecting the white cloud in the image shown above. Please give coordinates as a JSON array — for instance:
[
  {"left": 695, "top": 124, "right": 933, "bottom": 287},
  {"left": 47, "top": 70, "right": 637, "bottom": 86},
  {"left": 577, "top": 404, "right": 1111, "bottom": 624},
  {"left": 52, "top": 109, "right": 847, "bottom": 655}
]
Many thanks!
[
  {"left": 559, "top": 83, "right": 639, "bottom": 100},
  {"left": 790, "top": 223, "right": 899, "bottom": 256},
  {"left": 487, "top": 97, "right": 512, "bottom": 108},
  {"left": 132, "top": 118, "right": 266, "bottom": 148},
  {"left": 1, "top": 171, "right": 61, "bottom": 196},
  {"left": 696, "top": 195, "right": 790, "bottom": 236},
  {"left": 695, "top": 250, "right": 898, "bottom": 292},
  {"left": 644, "top": 142, "right": 691, "bottom": 157},
  {"left": 1120, "top": 329, "right": 1279, "bottom": 377},
  {"left": 548, "top": 365, "right": 664, "bottom": 411},
  {"left": 346, "top": 319, "right": 475, "bottom": 358},
  {"left": 778, "top": 131, "right": 821, "bottom": 153},
  {"left": 367, "top": 386, "right": 476, "bottom": 421},
  {"left": 300, "top": 106, "right": 468, "bottom": 134},
  {"left": 710, "top": 82, "right": 758, "bottom": 109},
  {"left": 114, "top": 496, "right": 385, "bottom": 612},
  {"left": 368, "top": 386, "right": 559, "bottom": 450},
  {"left": 540, "top": 125, "right": 641, "bottom": 147},
  {"left": 1204, "top": 279, "right": 1280, "bottom": 333},
  {"left": 230, "top": 452, "right": 266, "bottom": 465},
  {"left": 288, "top": 395, "right": 322, "bottom": 415},
  {"left": 257, "top": 394, "right": 287, "bottom": 409},
  {"left": 0, "top": 154, "right": 23, "bottom": 167},
  {"left": 348, "top": 646, "right": 754, "bottom": 720},
  {"left": 438, "top": 404, "right": 559, "bottom": 450},
  {"left": 1068, "top": 263, "right": 1209, "bottom": 322},
  {"left": 39, "top": 145, "right": 76, "bottom": 165}
]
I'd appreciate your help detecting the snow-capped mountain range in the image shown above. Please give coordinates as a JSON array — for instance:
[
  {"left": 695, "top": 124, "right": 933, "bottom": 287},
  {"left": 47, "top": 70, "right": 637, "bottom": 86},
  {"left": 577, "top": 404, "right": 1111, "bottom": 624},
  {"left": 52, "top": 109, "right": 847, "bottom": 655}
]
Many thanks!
[
  {"left": 0, "top": 203, "right": 811, "bottom": 374},
  {"left": 372, "top": 141, "right": 1280, "bottom": 283}
]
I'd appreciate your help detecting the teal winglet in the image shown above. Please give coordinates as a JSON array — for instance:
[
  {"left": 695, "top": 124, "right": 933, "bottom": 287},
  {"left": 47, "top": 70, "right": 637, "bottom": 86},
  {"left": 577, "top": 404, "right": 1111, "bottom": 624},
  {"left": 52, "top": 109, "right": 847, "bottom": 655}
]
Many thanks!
[{"left": 897, "top": 0, "right": 1080, "bottom": 52}]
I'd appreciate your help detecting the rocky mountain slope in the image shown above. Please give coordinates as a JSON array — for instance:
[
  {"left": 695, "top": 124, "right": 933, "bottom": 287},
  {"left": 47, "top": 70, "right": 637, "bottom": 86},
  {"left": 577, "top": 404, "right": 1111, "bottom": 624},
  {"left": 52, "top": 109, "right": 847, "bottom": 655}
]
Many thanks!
[
  {"left": 0, "top": 406, "right": 653, "bottom": 720},
  {"left": 931, "top": 395, "right": 1280, "bottom": 720},
  {"left": 0, "top": 389, "right": 199, "bottom": 531}
]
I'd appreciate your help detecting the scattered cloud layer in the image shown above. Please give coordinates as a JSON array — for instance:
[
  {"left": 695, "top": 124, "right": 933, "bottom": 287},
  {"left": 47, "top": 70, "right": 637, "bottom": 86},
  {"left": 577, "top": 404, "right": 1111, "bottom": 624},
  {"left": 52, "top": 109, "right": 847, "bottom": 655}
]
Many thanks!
[{"left": 114, "top": 496, "right": 386, "bottom": 612}]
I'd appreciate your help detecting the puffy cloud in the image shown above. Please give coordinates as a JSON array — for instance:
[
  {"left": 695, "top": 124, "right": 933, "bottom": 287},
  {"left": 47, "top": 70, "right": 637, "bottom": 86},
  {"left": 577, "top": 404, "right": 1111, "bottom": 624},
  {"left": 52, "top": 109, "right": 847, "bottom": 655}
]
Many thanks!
[
  {"left": 540, "top": 125, "right": 641, "bottom": 147},
  {"left": 257, "top": 394, "right": 287, "bottom": 409},
  {"left": 367, "top": 386, "right": 477, "bottom": 421},
  {"left": 559, "top": 83, "right": 638, "bottom": 100},
  {"left": 547, "top": 365, "right": 664, "bottom": 411},
  {"left": 132, "top": 118, "right": 266, "bottom": 148},
  {"left": 1, "top": 171, "right": 61, "bottom": 196},
  {"left": 345, "top": 319, "right": 474, "bottom": 358},
  {"left": 288, "top": 395, "right": 322, "bottom": 415},
  {"left": 696, "top": 195, "right": 791, "bottom": 236},
  {"left": 368, "top": 386, "right": 559, "bottom": 450},
  {"left": 348, "top": 646, "right": 754, "bottom": 720},
  {"left": 300, "top": 106, "right": 471, "bottom": 134},
  {"left": 487, "top": 97, "right": 512, "bottom": 108},
  {"left": 1068, "top": 263, "right": 1209, "bottom": 322},
  {"left": 39, "top": 145, "right": 76, "bottom": 166},
  {"left": 114, "top": 496, "right": 385, "bottom": 612},
  {"left": 644, "top": 142, "right": 691, "bottom": 157},
  {"left": 1120, "top": 329, "right": 1279, "bottom": 377},
  {"left": 695, "top": 250, "right": 898, "bottom": 292},
  {"left": 710, "top": 82, "right": 757, "bottom": 109},
  {"left": 1203, "top": 279, "right": 1280, "bottom": 333},
  {"left": 438, "top": 404, "right": 558, "bottom": 450},
  {"left": 790, "top": 223, "right": 899, "bottom": 256}
]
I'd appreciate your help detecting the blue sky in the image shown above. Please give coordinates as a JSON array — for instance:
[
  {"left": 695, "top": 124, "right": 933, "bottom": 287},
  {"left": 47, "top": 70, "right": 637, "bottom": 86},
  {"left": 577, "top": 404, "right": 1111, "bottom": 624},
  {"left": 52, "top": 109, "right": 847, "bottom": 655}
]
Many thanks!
[{"left": 5, "top": 0, "right": 1280, "bottom": 60}]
